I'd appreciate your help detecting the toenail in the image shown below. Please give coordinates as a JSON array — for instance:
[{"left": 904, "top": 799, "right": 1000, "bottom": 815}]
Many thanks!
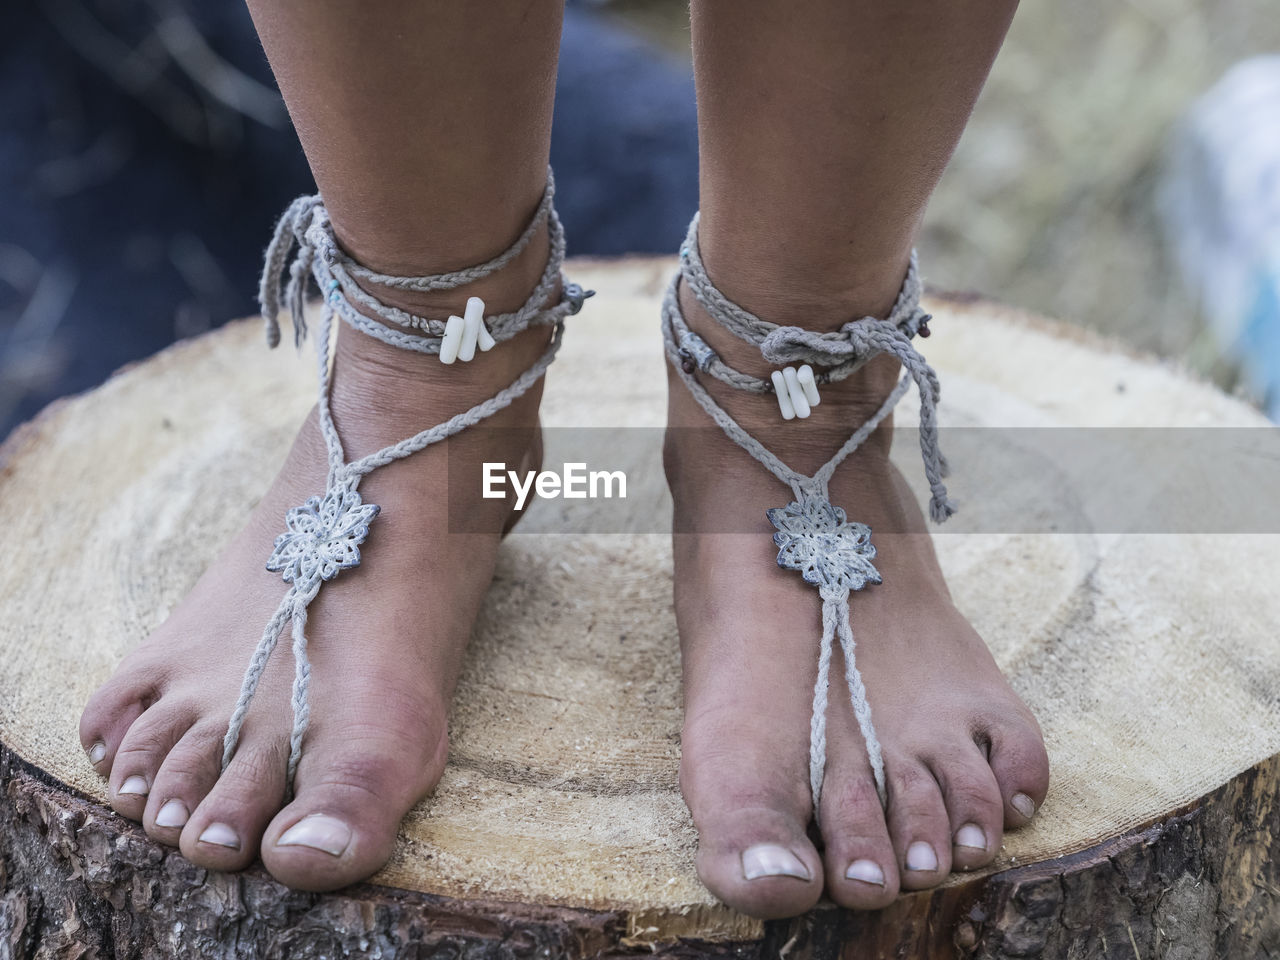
[
  {"left": 87, "top": 742, "right": 106, "bottom": 765},
  {"left": 845, "top": 859, "right": 885, "bottom": 886},
  {"left": 277, "top": 814, "right": 352, "bottom": 857},
  {"left": 198, "top": 823, "right": 240, "bottom": 849},
  {"left": 1012, "top": 793, "right": 1036, "bottom": 819},
  {"left": 117, "top": 775, "right": 149, "bottom": 796},
  {"left": 905, "top": 841, "right": 938, "bottom": 872},
  {"left": 741, "top": 844, "right": 812, "bottom": 881},
  {"left": 155, "top": 799, "right": 189, "bottom": 829},
  {"left": 955, "top": 823, "right": 988, "bottom": 851}
]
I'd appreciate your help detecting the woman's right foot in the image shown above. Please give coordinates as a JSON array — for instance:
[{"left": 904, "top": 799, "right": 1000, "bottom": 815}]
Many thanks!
[
  {"left": 78, "top": 243, "right": 553, "bottom": 892},
  {"left": 666, "top": 282, "right": 1050, "bottom": 919}
]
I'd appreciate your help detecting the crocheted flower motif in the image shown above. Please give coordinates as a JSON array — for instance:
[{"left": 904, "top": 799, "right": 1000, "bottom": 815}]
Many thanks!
[
  {"left": 267, "top": 483, "right": 380, "bottom": 585},
  {"left": 767, "top": 498, "right": 881, "bottom": 593}
]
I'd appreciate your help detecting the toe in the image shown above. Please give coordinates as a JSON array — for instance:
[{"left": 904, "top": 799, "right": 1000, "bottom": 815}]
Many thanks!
[
  {"left": 79, "top": 674, "right": 156, "bottom": 778},
  {"left": 984, "top": 719, "right": 1050, "bottom": 829},
  {"left": 181, "top": 737, "right": 288, "bottom": 872},
  {"left": 261, "top": 729, "right": 445, "bottom": 892},
  {"left": 884, "top": 758, "right": 952, "bottom": 890},
  {"left": 818, "top": 768, "right": 900, "bottom": 911},
  {"left": 143, "top": 719, "right": 225, "bottom": 847},
  {"left": 681, "top": 738, "right": 823, "bottom": 919},
  {"left": 691, "top": 801, "right": 823, "bottom": 920},
  {"left": 106, "top": 700, "right": 196, "bottom": 822},
  {"left": 925, "top": 741, "right": 1004, "bottom": 872}
]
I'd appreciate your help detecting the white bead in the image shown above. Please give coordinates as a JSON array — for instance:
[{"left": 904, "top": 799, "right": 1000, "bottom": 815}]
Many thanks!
[
  {"left": 458, "top": 297, "right": 484, "bottom": 362},
  {"left": 476, "top": 300, "right": 494, "bottom": 353},
  {"left": 782, "top": 366, "right": 811, "bottom": 418},
  {"left": 439, "top": 314, "right": 464, "bottom": 364},
  {"left": 797, "top": 364, "right": 821, "bottom": 406},
  {"left": 771, "top": 370, "right": 797, "bottom": 420}
]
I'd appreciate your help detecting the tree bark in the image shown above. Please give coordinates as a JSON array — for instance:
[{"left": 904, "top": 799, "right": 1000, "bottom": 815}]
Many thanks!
[{"left": 4, "top": 744, "right": 1278, "bottom": 959}]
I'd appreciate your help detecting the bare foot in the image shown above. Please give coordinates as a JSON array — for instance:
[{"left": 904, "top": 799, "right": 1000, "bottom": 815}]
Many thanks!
[
  {"left": 665, "top": 284, "right": 1050, "bottom": 919},
  {"left": 79, "top": 258, "right": 551, "bottom": 892}
]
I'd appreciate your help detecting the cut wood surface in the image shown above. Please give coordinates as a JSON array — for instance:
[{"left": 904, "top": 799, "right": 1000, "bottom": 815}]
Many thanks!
[{"left": 2, "top": 258, "right": 1278, "bottom": 958}]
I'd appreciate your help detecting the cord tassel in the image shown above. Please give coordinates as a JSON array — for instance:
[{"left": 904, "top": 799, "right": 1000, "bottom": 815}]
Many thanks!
[
  {"left": 841, "top": 321, "right": 955, "bottom": 523},
  {"left": 285, "top": 240, "right": 313, "bottom": 349},
  {"left": 260, "top": 195, "right": 322, "bottom": 349},
  {"left": 675, "top": 214, "right": 955, "bottom": 524}
]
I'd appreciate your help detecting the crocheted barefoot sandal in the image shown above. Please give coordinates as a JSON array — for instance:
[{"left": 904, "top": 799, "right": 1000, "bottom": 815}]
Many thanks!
[
  {"left": 661, "top": 213, "right": 954, "bottom": 815},
  {"left": 222, "top": 168, "right": 592, "bottom": 793}
]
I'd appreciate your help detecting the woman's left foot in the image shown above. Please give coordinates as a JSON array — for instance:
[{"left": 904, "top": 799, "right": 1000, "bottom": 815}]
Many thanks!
[
  {"left": 665, "top": 284, "right": 1050, "bottom": 919},
  {"left": 77, "top": 250, "right": 554, "bottom": 892}
]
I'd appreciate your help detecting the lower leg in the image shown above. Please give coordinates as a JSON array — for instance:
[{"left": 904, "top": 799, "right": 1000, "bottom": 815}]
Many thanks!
[
  {"left": 249, "top": 0, "right": 561, "bottom": 288},
  {"left": 671, "top": 0, "right": 1048, "bottom": 918},
  {"left": 79, "top": 0, "right": 565, "bottom": 891},
  {"left": 692, "top": 0, "right": 1015, "bottom": 336}
]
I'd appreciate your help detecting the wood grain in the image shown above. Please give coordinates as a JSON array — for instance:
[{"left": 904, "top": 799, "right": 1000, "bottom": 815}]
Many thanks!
[{"left": 2, "top": 259, "right": 1278, "bottom": 957}]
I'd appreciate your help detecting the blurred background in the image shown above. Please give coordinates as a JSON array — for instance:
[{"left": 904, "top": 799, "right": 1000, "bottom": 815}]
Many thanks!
[{"left": 3, "top": 0, "right": 1279, "bottom": 440}]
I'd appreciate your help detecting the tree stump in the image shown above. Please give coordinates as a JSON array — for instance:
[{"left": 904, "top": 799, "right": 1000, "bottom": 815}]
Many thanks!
[{"left": 2, "top": 259, "right": 1278, "bottom": 959}]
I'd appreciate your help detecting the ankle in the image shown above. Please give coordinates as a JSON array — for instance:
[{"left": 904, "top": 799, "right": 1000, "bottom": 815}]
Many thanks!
[
  {"left": 695, "top": 215, "right": 915, "bottom": 332},
  {"left": 330, "top": 212, "right": 561, "bottom": 399},
  {"left": 349, "top": 218, "right": 555, "bottom": 322},
  {"left": 331, "top": 318, "right": 552, "bottom": 418},
  {"left": 676, "top": 281, "right": 903, "bottom": 407}
]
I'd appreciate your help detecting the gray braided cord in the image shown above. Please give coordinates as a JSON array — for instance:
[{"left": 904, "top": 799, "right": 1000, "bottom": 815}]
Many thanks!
[
  {"left": 675, "top": 215, "right": 954, "bottom": 524},
  {"left": 312, "top": 305, "right": 346, "bottom": 482},
  {"left": 285, "top": 579, "right": 322, "bottom": 785},
  {"left": 662, "top": 223, "right": 957, "bottom": 813},
  {"left": 259, "top": 171, "right": 555, "bottom": 342},
  {"left": 320, "top": 206, "right": 576, "bottom": 343},
  {"left": 261, "top": 175, "right": 589, "bottom": 358},
  {"left": 665, "top": 295, "right": 878, "bottom": 394},
  {"left": 221, "top": 592, "right": 295, "bottom": 772},
  {"left": 661, "top": 279, "right": 906, "bottom": 811},
  {"left": 678, "top": 213, "right": 929, "bottom": 366},
  {"left": 223, "top": 180, "right": 583, "bottom": 790},
  {"left": 831, "top": 588, "right": 884, "bottom": 806},
  {"left": 345, "top": 169, "right": 556, "bottom": 292},
  {"left": 661, "top": 281, "right": 909, "bottom": 498},
  {"left": 220, "top": 311, "right": 565, "bottom": 785},
  {"left": 810, "top": 591, "right": 835, "bottom": 809},
  {"left": 808, "top": 587, "right": 887, "bottom": 812}
]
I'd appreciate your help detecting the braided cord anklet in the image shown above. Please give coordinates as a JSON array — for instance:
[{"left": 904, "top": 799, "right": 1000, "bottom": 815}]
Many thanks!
[
  {"left": 223, "top": 168, "right": 592, "bottom": 792},
  {"left": 661, "top": 215, "right": 954, "bottom": 814}
]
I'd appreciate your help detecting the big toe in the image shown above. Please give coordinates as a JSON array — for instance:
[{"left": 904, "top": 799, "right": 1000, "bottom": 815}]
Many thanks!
[
  {"left": 682, "top": 747, "right": 823, "bottom": 919},
  {"left": 694, "top": 803, "right": 824, "bottom": 920},
  {"left": 261, "top": 728, "right": 445, "bottom": 892}
]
